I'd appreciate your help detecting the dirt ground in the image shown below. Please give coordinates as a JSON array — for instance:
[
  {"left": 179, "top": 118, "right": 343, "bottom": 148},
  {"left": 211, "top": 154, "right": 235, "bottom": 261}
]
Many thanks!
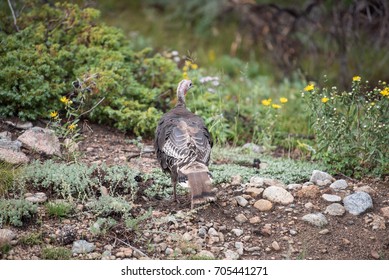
[{"left": 1, "top": 122, "right": 389, "bottom": 260}]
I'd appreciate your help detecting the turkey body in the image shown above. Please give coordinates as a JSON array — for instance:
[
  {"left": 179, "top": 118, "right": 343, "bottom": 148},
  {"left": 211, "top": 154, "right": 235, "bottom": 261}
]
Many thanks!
[{"left": 154, "top": 80, "right": 215, "bottom": 208}]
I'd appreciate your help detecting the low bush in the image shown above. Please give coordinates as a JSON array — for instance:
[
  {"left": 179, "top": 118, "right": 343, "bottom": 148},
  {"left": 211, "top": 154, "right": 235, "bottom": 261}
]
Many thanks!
[{"left": 0, "top": 199, "right": 37, "bottom": 227}]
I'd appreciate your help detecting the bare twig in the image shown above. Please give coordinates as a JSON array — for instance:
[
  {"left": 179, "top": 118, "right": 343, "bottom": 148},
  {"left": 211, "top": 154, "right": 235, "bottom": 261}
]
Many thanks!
[
  {"left": 78, "top": 97, "right": 105, "bottom": 118},
  {"left": 7, "top": 0, "right": 19, "bottom": 32},
  {"left": 112, "top": 236, "right": 148, "bottom": 258}
]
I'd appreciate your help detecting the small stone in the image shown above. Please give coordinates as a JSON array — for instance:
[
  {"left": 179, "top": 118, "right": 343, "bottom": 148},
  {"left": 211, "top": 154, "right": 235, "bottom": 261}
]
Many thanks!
[
  {"left": 231, "top": 175, "right": 242, "bottom": 185},
  {"left": 0, "top": 229, "right": 16, "bottom": 245},
  {"left": 231, "top": 228, "right": 244, "bottom": 237},
  {"left": 324, "top": 203, "right": 345, "bottom": 216},
  {"left": 310, "top": 170, "right": 334, "bottom": 184},
  {"left": 261, "top": 224, "right": 272, "bottom": 236},
  {"left": 380, "top": 206, "right": 389, "bottom": 218},
  {"left": 165, "top": 248, "right": 174, "bottom": 255},
  {"left": 304, "top": 202, "right": 314, "bottom": 209},
  {"left": 235, "top": 214, "right": 248, "bottom": 223},
  {"left": 235, "top": 242, "right": 244, "bottom": 255},
  {"left": 224, "top": 250, "right": 239, "bottom": 260},
  {"left": 72, "top": 240, "right": 95, "bottom": 254},
  {"left": 271, "top": 241, "right": 281, "bottom": 251},
  {"left": 0, "top": 148, "right": 29, "bottom": 164},
  {"left": 182, "top": 232, "right": 193, "bottom": 241},
  {"left": 123, "top": 248, "right": 133, "bottom": 257},
  {"left": 234, "top": 196, "right": 248, "bottom": 207},
  {"left": 250, "top": 176, "right": 265, "bottom": 187},
  {"left": 197, "top": 250, "right": 215, "bottom": 259},
  {"left": 198, "top": 227, "right": 207, "bottom": 238},
  {"left": 296, "top": 185, "right": 320, "bottom": 198},
  {"left": 369, "top": 214, "right": 386, "bottom": 230},
  {"left": 287, "top": 184, "right": 302, "bottom": 191},
  {"left": 319, "top": 229, "right": 330, "bottom": 235},
  {"left": 289, "top": 229, "right": 297, "bottom": 236},
  {"left": 25, "top": 192, "right": 47, "bottom": 203},
  {"left": 371, "top": 250, "right": 380, "bottom": 259},
  {"left": 264, "top": 178, "right": 286, "bottom": 188},
  {"left": 86, "top": 147, "right": 94, "bottom": 152},
  {"left": 316, "top": 179, "right": 332, "bottom": 187},
  {"left": 245, "top": 187, "right": 264, "bottom": 198},
  {"left": 343, "top": 192, "right": 373, "bottom": 215},
  {"left": 0, "top": 131, "right": 12, "bottom": 141},
  {"left": 322, "top": 194, "right": 342, "bottom": 202},
  {"left": 354, "top": 185, "right": 375, "bottom": 194},
  {"left": 253, "top": 199, "right": 273, "bottom": 211},
  {"left": 208, "top": 236, "right": 220, "bottom": 245},
  {"left": 342, "top": 238, "right": 351, "bottom": 245},
  {"left": 302, "top": 213, "right": 328, "bottom": 227},
  {"left": 249, "top": 216, "right": 261, "bottom": 224},
  {"left": 330, "top": 179, "right": 348, "bottom": 191},
  {"left": 263, "top": 186, "right": 294, "bottom": 205},
  {"left": 208, "top": 228, "right": 218, "bottom": 236}
]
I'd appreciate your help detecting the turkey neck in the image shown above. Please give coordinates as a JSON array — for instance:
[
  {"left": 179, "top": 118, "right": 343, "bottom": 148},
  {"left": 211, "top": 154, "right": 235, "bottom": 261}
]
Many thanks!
[{"left": 176, "top": 89, "right": 186, "bottom": 108}]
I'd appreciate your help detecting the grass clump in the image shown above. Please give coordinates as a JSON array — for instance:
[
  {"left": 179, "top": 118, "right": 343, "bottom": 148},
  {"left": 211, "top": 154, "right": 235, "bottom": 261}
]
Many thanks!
[
  {"left": 0, "top": 199, "right": 37, "bottom": 227},
  {"left": 46, "top": 201, "right": 73, "bottom": 219},
  {"left": 89, "top": 217, "right": 117, "bottom": 236},
  {"left": 0, "top": 162, "right": 20, "bottom": 197},
  {"left": 19, "top": 232, "right": 43, "bottom": 246},
  {"left": 41, "top": 247, "right": 72, "bottom": 260}
]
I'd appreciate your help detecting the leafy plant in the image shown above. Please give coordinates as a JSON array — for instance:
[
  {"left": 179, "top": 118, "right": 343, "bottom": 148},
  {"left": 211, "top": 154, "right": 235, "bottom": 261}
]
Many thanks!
[
  {"left": 86, "top": 195, "right": 132, "bottom": 217},
  {"left": 0, "top": 199, "right": 37, "bottom": 227},
  {"left": 124, "top": 208, "right": 152, "bottom": 232},
  {"left": 19, "top": 232, "right": 43, "bottom": 246},
  {"left": 89, "top": 217, "right": 117, "bottom": 236},
  {"left": 41, "top": 247, "right": 72, "bottom": 260},
  {"left": 0, "top": 162, "right": 19, "bottom": 197},
  {"left": 302, "top": 77, "right": 388, "bottom": 177},
  {"left": 46, "top": 201, "right": 73, "bottom": 219}
]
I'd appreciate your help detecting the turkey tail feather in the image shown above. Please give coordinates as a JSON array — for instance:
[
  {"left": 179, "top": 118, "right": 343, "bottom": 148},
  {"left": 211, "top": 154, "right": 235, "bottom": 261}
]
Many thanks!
[{"left": 187, "top": 171, "right": 215, "bottom": 209}]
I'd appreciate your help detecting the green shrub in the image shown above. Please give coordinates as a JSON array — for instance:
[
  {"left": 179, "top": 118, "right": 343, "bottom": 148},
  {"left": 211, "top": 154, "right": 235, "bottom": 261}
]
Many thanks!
[
  {"left": 41, "top": 247, "right": 72, "bottom": 260},
  {"left": 17, "top": 161, "right": 140, "bottom": 201},
  {"left": 46, "top": 201, "right": 73, "bottom": 219},
  {"left": 0, "top": 1, "right": 180, "bottom": 136},
  {"left": 89, "top": 217, "right": 117, "bottom": 236},
  {"left": 302, "top": 77, "right": 388, "bottom": 177},
  {"left": 0, "top": 162, "right": 19, "bottom": 197},
  {"left": 0, "top": 199, "right": 37, "bottom": 227},
  {"left": 86, "top": 195, "right": 132, "bottom": 217},
  {"left": 19, "top": 232, "right": 43, "bottom": 246}
]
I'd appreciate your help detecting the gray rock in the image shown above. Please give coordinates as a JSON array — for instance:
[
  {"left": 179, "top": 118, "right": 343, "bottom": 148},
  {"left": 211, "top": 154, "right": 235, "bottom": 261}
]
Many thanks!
[
  {"left": 72, "top": 240, "right": 96, "bottom": 254},
  {"left": 25, "top": 192, "right": 47, "bottom": 203},
  {"left": 302, "top": 213, "right": 328, "bottom": 227},
  {"left": 5, "top": 120, "right": 33, "bottom": 130},
  {"left": 18, "top": 127, "right": 61, "bottom": 156},
  {"left": 249, "top": 176, "right": 265, "bottom": 187},
  {"left": 319, "top": 229, "right": 330, "bottom": 235},
  {"left": 316, "top": 179, "right": 332, "bottom": 187},
  {"left": 231, "top": 228, "right": 244, "bottom": 237},
  {"left": 230, "top": 175, "right": 242, "bottom": 185},
  {"left": 380, "top": 206, "right": 389, "bottom": 218},
  {"left": 235, "top": 242, "right": 244, "bottom": 255},
  {"left": 0, "top": 131, "right": 12, "bottom": 141},
  {"left": 354, "top": 185, "right": 375, "bottom": 194},
  {"left": 322, "top": 194, "right": 342, "bottom": 202},
  {"left": 235, "top": 214, "right": 248, "bottom": 223},
  {"left": 264, "top": 178, "right": 286, "bottom": 188},
  {"left": 310, "top": 170, "right": 334, "bottom": 184},
  {"left": 165, "top": 248, "right": 174, "bottom": 255},
  {"left": 287, "top": 184, "right": 302, "bottom": 191},
  {"left": 182, "top": 232, "right": 193, "bottom": 241},
  {"left": 0, "top": 139, "right": 22, "bottom": 152},
  {"left": 253, "top": 199, "right": 273, "bottom": 211},
  {"left": 271, "top": 241, "right": 281, "bottom": 251},
  {"left": 198, "top": 227, "right": 207, "bottom": 238},
  {"left": 330, "top": 179, "right": 348, "bottom": 191},
  {"left": 224, "top": 250, "right": 239, "bottom": 260},
  {"left": 244, "top": 187, "right": 264, "bottom": 198},
  {"left": 343, "top": 192, "right": 373, "bottom": 215},
  {"left": 196, "top": 250, "right": 215, "bottom": 259},
  {"left": 208, "top": 228, "right": 218, "bottom": 236},
  {"left": 0, "top": 229, "right": 16, "bottom": 245},
  {"left": 324, "top": 203, "right": 345, "bottom": 216},
  {"left": 289, "top": 229, "right": 297, "bottom": 236},
  {"left": 0, "top": 147, "right": 29, "bottom": 164},
  {"left": 234, "top": 196, "right": 248, "bottom": 207},
  {"left": 263, "top": 186, "right": 294, "bottom": 205}
]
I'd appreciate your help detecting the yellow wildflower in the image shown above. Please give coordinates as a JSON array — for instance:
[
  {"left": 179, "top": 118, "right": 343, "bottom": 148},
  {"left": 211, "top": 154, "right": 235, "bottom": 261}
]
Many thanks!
[
  {"left": 60, "top": 96, "right": 69, "bottom": 104},
  {"left": 272, "top": 104, "right": 281, "bottom": 109},
  {"left": 182, "top": 65, "right": 189, "bottom": 72},
  {"left": 279, "top": 97, "right": 288, "bottom": 103},
  {"left": 50, "top": 111, "right": 58, "bottom": 118},
  {"left": 380, "top": 87, "right": 389, "bottom": 96},
  {"left": 185, "top": 60, "right": 192, "bottom": 67},
  {"left": 68, "top": 123, "right": 77, "bottom": 131},
  {"left": 182, "top": 72, "right": 189, "bottom": 79},
  {"left": 353, "top": 76, "right": 361, "bottom": 82},
  {"left": 190, "top": 63, "right": 198, "bottom": 70},
  {"left": 321, "top": 97, "right": 329, "bottom": 103},
  {"left": 261, "top": 98, "right": 272, "bottom": 106},
  {"left": 304, "top": 84, "right": 314, "bottom": 91}
]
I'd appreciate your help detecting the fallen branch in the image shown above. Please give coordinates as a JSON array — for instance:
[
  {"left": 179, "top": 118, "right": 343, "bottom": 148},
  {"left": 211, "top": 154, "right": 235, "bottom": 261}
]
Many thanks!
[
  {"left": 112, "top": 236, "right": 148, "bottom": 258},
  {"left": 7, "top": 0, "right": 19, "bottom": 32}
]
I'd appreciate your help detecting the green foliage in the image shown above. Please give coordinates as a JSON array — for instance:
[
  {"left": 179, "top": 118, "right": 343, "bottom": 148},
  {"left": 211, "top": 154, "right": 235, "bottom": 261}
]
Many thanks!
[
  {"left": 0, "top": 162, "right": 19, "bottom": 197},
  {"left": 17, "top": 161, "right": 140, "bottom": 201},
  {"left": 86, "top": 195, "right": 132, "bottom": 217},
  {"left": 303, "top": 77, "right": 389, "bottom": 177},
  {"left": 0, "top": 199, "right": 37, "bottom": 227},
  {"left": 41, "top": 247, "right": 72, "bottom": 260},
  {"left": 0, "top": 1, "right": 180, "bottom": 136},
  {"left": 19, "top": 232, "right": 43, "bottom": 246},
  {"left": 46, "top": 201, "right": 73, "bottom": 219},
  {"left": 89, "top": 217, "right": 117, "bottom": 236},
  {"left": 124, "top": 208, "right": 152, "bottom": 232}
]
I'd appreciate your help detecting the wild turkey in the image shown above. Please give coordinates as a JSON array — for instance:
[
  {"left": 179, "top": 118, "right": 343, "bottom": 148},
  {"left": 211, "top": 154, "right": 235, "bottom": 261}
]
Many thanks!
[{"left": 154, "top": 79, "right": 215, "bottom": 209}]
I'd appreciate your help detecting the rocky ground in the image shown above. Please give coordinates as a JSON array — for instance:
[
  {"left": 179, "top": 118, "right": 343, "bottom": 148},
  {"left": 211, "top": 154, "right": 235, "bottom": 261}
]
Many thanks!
[{"left": 0, "top": 120, "right": 389, "bottom": 260}]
